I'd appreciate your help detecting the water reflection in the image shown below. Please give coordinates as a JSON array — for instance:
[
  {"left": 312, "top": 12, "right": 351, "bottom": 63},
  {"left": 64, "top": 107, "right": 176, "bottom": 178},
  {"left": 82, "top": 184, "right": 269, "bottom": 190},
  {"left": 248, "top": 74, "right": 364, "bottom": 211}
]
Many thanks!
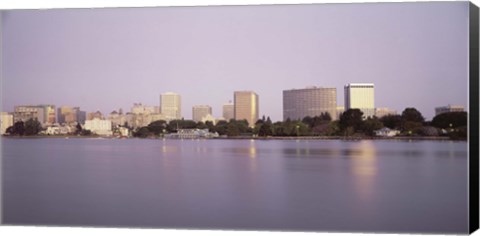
[
  {"left": 349, "top": 141, "right": 377, "bottom": 202},
  {"left": 249, "top": 139, "right": 257, "bottom": 158}
]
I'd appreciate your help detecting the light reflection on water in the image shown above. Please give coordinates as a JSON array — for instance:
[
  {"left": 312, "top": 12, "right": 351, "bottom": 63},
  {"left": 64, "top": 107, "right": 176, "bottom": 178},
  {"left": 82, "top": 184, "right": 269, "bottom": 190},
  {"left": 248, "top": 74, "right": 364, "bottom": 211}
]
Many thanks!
[
  {"left": 349, "top": 141, "right": 377, "bottom": 202},
  {"left": 2, "top": 138, "right": 468, "bottom": 233}
]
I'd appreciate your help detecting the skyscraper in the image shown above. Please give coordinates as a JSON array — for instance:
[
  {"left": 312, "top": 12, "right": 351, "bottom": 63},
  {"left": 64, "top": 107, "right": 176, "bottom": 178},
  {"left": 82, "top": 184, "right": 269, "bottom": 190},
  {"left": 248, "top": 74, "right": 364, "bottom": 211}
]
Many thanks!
[
  {"left": 192, "top": 105, "right": 212, "bottom": 122},
  {"left": 57, "top": 106, "right": 74, "bottom": 124},
  {"left": 344, "top": 83, "right": 375, "bottom": 118},
  {"left": 283, "top": 87, "right": 337, "bottom": 121},
  {"left": 160, "top": 92, "right": 181, "bottom": 120},
  {"left": 234, "top": 91, "right": 259, "bottom": 127},
  {"left": 222, "top": 102, "right": 234, "bottom": 121}
]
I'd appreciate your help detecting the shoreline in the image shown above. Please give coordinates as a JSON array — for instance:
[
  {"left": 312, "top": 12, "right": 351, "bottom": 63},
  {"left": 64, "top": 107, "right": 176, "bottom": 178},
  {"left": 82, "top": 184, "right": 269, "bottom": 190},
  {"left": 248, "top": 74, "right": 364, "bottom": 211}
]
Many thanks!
[{"left": 1, "top": 135, "right": 461, "bottom": 141}]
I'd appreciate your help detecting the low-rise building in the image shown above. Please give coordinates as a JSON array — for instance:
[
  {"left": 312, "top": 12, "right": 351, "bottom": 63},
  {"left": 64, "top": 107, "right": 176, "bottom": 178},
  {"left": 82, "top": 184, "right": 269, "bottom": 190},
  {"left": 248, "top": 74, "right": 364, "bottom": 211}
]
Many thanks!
[
  {"left": 84, "top": 118, "right": 112, "bottom": 136},
  {"left": 45, "top": 126, "right": 72, "bottom": 135},
  {"left": 165, "top": 128, "right": 218, "bottom": 139},
  {"left": 374, "top": 127, "right": 400, "bottom": 137},
  {"left": 435, "top": 105, "right": 464, "bottom": 116}
]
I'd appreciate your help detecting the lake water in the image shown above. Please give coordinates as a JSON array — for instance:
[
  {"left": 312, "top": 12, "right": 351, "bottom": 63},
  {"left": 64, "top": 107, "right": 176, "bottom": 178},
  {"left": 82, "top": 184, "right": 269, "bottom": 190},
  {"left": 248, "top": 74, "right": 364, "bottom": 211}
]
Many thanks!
[{"left": 1, "top": 138, "right": 469, "bottom": 233}]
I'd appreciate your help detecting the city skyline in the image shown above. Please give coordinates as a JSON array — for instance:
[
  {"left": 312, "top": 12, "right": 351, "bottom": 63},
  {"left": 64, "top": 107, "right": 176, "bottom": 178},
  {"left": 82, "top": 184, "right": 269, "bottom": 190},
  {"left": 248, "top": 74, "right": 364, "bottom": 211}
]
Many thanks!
[
  {"left": 2, "top": 86, "right": 468, "bottom": 123},
  {"left": 2, "top": 2, "right": 469, "bottom": 121}
]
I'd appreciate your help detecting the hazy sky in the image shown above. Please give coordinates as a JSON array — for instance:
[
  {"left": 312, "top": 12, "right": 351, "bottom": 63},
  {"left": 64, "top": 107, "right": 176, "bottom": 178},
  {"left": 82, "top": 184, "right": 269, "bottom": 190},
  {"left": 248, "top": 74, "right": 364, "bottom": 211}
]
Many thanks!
[{"left": 1, "top": 2, "right": 469, "bottom": 121}]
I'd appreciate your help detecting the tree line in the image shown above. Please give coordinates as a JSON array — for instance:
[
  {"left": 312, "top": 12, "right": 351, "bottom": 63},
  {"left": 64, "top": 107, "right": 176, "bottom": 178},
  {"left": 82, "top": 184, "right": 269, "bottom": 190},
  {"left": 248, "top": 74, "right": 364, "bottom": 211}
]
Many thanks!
[
  {"left": 132, "top": 108, "right": 467, "bottom": 140},
  {"left": 3, "top": 108, "right": 467, "bottom": 140}
]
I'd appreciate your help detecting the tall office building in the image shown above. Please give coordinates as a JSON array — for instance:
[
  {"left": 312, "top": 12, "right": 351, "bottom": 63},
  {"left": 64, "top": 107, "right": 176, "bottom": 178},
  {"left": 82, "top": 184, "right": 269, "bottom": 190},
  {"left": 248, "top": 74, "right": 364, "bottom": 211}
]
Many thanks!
[
  {"left": 13, "top": 104, "right": 55, "bottom": 125},
  {"left": 73, "top": 107, "right": 87, "bottom": 124},
  {"left": 192, "top": 105, "right": 212, "bottom": 122},
  {"left": 344, "top": 83, "right": 375, "bottom": 118},
  {"left": 160, "top": 92, "right": 181, "bottom": 120},
  {"left": 283, "top": 87, "right": 337, "bottom": 121},
  {"left": 57, "top": 106, "right": 74, "bottom": 124},
  {"left": 222, "top": 102, "right": 234, "bottom": 121},
  {"left": 234, "top": 91, "right": 259, "bottom": 127}
]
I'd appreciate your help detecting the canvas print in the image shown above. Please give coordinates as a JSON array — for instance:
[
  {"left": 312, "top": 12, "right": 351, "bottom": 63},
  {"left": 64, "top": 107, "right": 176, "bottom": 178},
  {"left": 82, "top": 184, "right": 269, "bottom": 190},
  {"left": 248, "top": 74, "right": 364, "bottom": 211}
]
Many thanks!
[{"left": 1, "top": 2, "right": 478, "bottom": 234}]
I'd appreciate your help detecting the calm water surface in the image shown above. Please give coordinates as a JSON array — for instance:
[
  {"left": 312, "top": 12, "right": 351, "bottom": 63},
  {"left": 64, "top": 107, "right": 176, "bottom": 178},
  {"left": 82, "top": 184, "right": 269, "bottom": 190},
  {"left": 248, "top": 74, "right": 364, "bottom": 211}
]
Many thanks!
[{"left": 1, "top": 138, "right": 468, "bottom": 233}]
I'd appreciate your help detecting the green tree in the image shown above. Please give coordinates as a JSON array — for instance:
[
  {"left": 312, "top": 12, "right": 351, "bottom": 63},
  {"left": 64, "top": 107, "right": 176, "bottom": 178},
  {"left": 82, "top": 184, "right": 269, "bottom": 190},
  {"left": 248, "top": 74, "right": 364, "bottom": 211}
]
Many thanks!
[
  {"left": 258, "top": 117, "right": 273, "bottom": 137},
  {"left": 5, "top": 126, "right": 14, "bottom": 135},
  {"left": 205, "top": 121, "right": 215, "bottom": 132},
  {"left": 403, "top": 121, "right": 423, "bottom": 135},
  {"left": 362, "top": 117, "right": 384, "bottom": 136},
  {"left": 24, "top": 118, "right": 42, "bottom": 135},
  {"left": 148, "top": 120, "right": 167, "bottom": 135},
  {"left": 75, "top": 123, "right": 83, "bottom": 135},
  {"left": 339, "top": 109, "right": 364, "bottom": 136},
  {"left": 401, "top": 108, "right": 425, "bottom": 123},
  {"left": 431, "top": 111, "right": 467, "bottom": 129},
  {"left": 226, "top": 122, "right": 240, "bottom": 137},
  {"left": 166, "top": 119, "right": 197, "bottom": 132},
  {"left": 326, "top": 120, "right": 341, "bottom": 136},
  {"left": 302, "top": 113, "right": 332, "bottom": 129},
  {"left": 81, "top": 129, "right": 92, "bottom": 136},
  {"left": 448, "top": 126, "right": 467, "bottom": 140},
  {"left": 380, "top": 114, "right": 402, "bottom": 129},
  {"left": 214, "top": 120, "right": 229, "bottom": 135},
  {"left": 133, "top": 127, "right": 151, "bottom": 138},
  {"left": 12, "top": 121, "right": 25, "bottom": 136},
  {"left": 196, "top": 121, "right": 207, "bottom": 129},
  {"left": 400, "top": 108, "right": 425, "bottom": 134}
]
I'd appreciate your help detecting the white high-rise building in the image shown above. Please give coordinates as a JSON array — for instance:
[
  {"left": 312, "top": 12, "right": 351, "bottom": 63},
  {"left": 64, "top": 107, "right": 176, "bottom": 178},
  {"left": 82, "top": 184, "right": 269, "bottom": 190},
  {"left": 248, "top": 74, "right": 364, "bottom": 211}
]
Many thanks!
[
  {"left": 344, "top": 83, "right": 375, "bottom": 118},
  {"left": 192, "top": 105, "right": 212, "bottom": 122},
  {"left": 160, "top": 92, "right": 181, "bottom": 120}
]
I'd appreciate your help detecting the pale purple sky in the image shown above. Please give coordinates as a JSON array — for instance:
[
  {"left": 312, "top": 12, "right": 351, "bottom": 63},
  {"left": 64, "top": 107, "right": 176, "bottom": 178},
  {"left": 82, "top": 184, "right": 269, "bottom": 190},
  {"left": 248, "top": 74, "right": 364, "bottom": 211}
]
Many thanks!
[{"left": 1, "top": 2, "right": 469, "bottom": 121}]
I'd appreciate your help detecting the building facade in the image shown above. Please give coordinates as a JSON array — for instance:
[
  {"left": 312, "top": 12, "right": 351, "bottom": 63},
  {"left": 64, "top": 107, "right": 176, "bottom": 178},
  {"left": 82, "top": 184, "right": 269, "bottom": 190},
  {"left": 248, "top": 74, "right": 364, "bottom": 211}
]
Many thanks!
[
  {"left": 42, "top": 105, "right": 56, "bottom": 124},
  {"left": 13, "top": 105, "right": 55, "bottom": 125},
  {"left": 160, "top": 92, "right": 181, "bottom": 120},
  {"left": 84, "top": 118, "right": 112, "bottom": 136},
  {"left": 87, "top": 111, "right": 104, "bottom": 120},
  {"left": 375, "top": 107, "right": 397, "bottom": 118},
  {"left": 344, "top": 83, "right": 375, "bottom": 118},
  {"left": 283, "top": 87, "right": 337, "bottom": 121},
  {"left": 131, "top": 103, "right": 156, "bottom": 115},
  {"left": 73, "top": 107, "right": 87, "bottom": 124},
  {"left": 222, "top": 103, "right": 234, "bottom": 121},
  {"left": 0, "top": 112, "right": 14, "bottom": 134},
  {"left": 234, "top": 91, "right": 259, "bottom": 127},
  {"left": 57, "top": 106, "right": 86, "bottom": 124},
  {"left": 57, "top": 106, "right": 74, "bottom": 124},
  {"left": 192, "top": 105, "right": 212, "bottom": 122},
  {"left": 435, "top": 105, "right": 464, "bottom": 116},
  {"left": 14, "top": 106, "right": 44, "bottom": 124}
]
